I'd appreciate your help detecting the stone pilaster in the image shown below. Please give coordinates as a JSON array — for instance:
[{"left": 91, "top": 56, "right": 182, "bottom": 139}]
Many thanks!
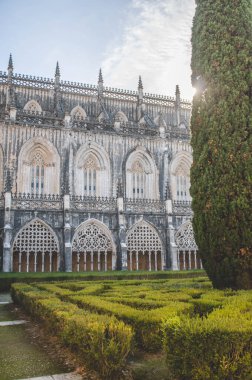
[
  {"left": 117, "top": 197, "right": 128, "bottom": 270},
  {"left": 63, "top": 194, "right": 72, "bottom": 272},
  {"left": 3, "top": 192, "right": 13, "bottom": 272}
]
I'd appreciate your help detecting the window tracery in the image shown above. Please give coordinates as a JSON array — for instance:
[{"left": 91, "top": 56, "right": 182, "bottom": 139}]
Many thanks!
[
  {"left": 75, "top": 143, "right": 110, "bottom": 197},
  {"left": 24, "top": 100, "right": 42, "bottom": 113},
  {"left": 72, "top": 221, "right": 114, "bottom": 272},
  {"left": 175, "top": 164, "right": 190, "bottom": 201},
  {"left": 71, "top": 106, "right": 87, "bottom": 120},
  {"left": 17, "top": 138, "right": 60, "bottom": 195},
  {"left": 126, "top": 221, "right": 163, "bottom": 271},
  {"left": 126, "top": 148, "right": 159, "bottom": 200},
  {"left": 30, "top": 152, "right": 45, "bottom": 195},
  {"left": 12, "top": 219, "right": 59, "bottom": 272},
  {"left": 174, "top": 221, "right": 201, "bottom": 270}
]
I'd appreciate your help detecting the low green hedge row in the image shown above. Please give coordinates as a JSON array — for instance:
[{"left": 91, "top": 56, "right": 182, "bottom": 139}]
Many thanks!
[
  {"left": 0, "top": 270, "right": 206, "bottom": 291},
  {"left": 163, "top": 294, "right": 252, "bottom": 380},
  {"left": 11, "top": 283, "right": 133, "bottom": 379},
  {"left": 67, "top": 293, "right": 193, "bottom": 351}
]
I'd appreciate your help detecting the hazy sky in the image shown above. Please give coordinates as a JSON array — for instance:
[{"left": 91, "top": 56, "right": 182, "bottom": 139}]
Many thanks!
[{"left": 0, "top": 0, "right": 196, "bottom": 100}]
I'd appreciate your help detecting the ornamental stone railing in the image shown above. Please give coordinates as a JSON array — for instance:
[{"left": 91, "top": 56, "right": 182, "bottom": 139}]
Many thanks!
[
  {"left": 172, "top": 200, "right": 193, "bottom": 215},
  {"left": 16, "top": 110, "right": 65, "bottom": 128},
  {"left": 125, "top": 198, "right": 165, "bottom": 213},
  {"left": 70, "top": 195, "right": 117, "bottom": 212},
  {"left": 11, "top": 193, "right": 63, "bottom": 210}
]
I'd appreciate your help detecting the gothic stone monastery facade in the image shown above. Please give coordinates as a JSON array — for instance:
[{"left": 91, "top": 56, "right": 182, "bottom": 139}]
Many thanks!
[{"left": 0, "top": 55, "right": 200, "bottom": 273}]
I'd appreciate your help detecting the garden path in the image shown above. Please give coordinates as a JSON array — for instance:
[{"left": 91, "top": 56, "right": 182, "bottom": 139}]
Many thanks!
[{"left": 0, "top": 293, "right": 82, "bottom": 380}]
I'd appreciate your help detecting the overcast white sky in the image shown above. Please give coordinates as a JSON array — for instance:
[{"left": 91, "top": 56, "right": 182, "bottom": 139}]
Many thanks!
[{"left": 0, "top": 0, "right": 195, "bottom": 100}]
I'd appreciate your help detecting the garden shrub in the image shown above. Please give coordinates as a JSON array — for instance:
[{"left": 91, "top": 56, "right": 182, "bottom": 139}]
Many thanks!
[
  {"left": 11, "top": 283, "right": 133, "bottom": 379},
  {"left": 163, "top": 302, "right": 252, "bottom": 380}
]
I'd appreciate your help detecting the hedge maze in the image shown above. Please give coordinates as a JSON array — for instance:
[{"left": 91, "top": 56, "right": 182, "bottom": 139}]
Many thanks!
[{"left": 11, "top": 277, "right": 252, "bottom": 379}]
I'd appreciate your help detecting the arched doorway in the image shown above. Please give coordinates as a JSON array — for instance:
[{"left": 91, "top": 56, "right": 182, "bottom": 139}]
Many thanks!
[
  {"left": 174, "top": 220, "right": 201, "bottom": 270},
  {"left": 126, "top": 220, "right": 163, "bottom": 271},
  {"left": 72, "top": 219, "right": 116, "bottom": 272},
  {"left": 12, "top": 219, "right": 59, "bottom": 272}
]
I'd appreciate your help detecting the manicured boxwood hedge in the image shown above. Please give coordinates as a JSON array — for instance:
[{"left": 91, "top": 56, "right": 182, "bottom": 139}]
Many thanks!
[{"left": 11, "top": 277, "right": 252, "bottom": 379}]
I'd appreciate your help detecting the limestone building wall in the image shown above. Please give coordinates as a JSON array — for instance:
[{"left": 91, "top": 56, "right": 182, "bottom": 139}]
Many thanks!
[{"left": 0, "top": 57, "right": 200, "bottom": 273}]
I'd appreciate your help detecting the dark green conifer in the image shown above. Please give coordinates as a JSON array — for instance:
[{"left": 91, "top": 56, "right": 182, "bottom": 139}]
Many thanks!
[{"left": 190, "top": 0, "right": 252, "bottom": 289}]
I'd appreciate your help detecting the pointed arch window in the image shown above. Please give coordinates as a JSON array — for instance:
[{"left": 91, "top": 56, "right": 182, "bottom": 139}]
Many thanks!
[
  {"left": 30, "top": 152, "right": 45, "bottom": 195},
  {"left": 131, "top": 160, "right": 146, "bottom": 199},
  {"left": 175, "top": 165, "right": 190, "bottom": 201},
  {"left": 126, "top": 148, "right": 159, "bottom": 200},
  {"left": 82, "top": 154, "right": 99, "bottom": 196}
]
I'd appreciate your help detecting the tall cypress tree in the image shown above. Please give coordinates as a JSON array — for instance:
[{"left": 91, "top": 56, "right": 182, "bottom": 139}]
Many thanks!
[{"left": 190, "top": 0, "right": 252, "bottom": 289}]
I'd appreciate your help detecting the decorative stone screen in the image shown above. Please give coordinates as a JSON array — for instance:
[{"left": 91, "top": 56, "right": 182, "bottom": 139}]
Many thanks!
[
  {"left": 72, "top": 222, "right": 114, "bottom": 272},
  {"left": 12, "top": 219, "right": 59, "bottom": 272},
  {"left": 174, "top": 221, "right": 202, "bottom": 270},
  {"left": 126, "top": 221, "right": 163, "bottom": 271}
]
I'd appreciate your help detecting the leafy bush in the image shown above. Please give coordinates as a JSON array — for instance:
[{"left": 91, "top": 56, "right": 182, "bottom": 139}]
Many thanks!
[
  {"left": 11, "top": 283, "right": 133, "bottom": 379},
  {"left": 163, "top": 302, "right": 252, "bottom": 380}
]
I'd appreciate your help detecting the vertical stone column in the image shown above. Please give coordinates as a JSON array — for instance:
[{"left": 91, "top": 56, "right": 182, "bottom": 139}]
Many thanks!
[
  {"left": 63, "top": 194, "right": 72, "bottom": 272},
  {"left": 165, "top": 199, "right": 179, "bottom": 270},
  {"left": 3, "top": 192, "right": 13, "bottom": 272},
  {"left": 117, "top": 196, "right": 128, "bottom": 270}
]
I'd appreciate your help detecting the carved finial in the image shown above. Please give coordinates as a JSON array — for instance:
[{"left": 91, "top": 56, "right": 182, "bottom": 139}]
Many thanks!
[
  {"left": 117, "top": 178, "right": 123, "bottom": 198},
  {"left": 4, "top": 169, "right": 12, "bottom": 193},
  {"left": 175, "top": 85, "right": 180, "bottom": 97},
  {"left": 8, "top": 54, "right": 13, "bottom": 71},
  {"left": 98, "top": 68, "right": 103, "bottom": 84},
  {"left": 55, "top": 61, "right": 60, "bottom": 77},
  {"left": 138, "top": 75, "right": 143, "bottom": 90}
]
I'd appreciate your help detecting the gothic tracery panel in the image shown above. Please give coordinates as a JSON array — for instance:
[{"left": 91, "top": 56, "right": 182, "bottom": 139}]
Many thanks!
[
  {"left": 24, "top": 100, "right": 42, "bottom": 113},
  {"left": 17, "top": 138, "right": 60, "bottom": 195},
  {"left": 126, "top": 147, "right": 159, "bottom": 199},
  {"left": 75, "top": 143, "right": 111, "bottom": 197},
  {"left": 72, "top": 220, "right": 115, "bottom": 272},
  {"left": 12, "top": 219, "right": 59, "bottom": 272},
  {"left": 170, "top": 152, "right": 192, "bottom": 201},
  {"left": 70, "top": 105, "right": 87, "bottom": 120},
  {"left": 175, "top": 221, "right": 197, "bottom": 250},
  {"left": 126, "top": 220, "right": 163, "bottom": 271}
]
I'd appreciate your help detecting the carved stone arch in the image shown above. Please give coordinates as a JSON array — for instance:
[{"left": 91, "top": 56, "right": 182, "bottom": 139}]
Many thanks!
[
  {"left": 17, "top": 137, "right": 60, "bottom": 194},
  {"left": 126, "top": 219, "right": 164, "bottom": 271},
  {"left": 175, "top": 221, "right": 197, "bottom": 250},
  {"left": 70, "top": 105, "right": 87, "bottom": 120},
  {"left": 170, "top": 151, "right": 192, "bottom": 201},
  {"left": 71, "top": 218, "right": 116, "bottom": 272},
  {"left": 12, "top": 218, "right": 59, "bottom": 272},
  {"left": 74, "top": 142, "right": 111, "bottom": 197},
  {"left": 115, "top": 111, "right": 128, "bottom": 123},
  {"left": 125, "top": 146, "right": 159, "bottom": 199},
  {"left": 0, "top": 145, "right": 3, "bottom": 193},
  {"left": 24, "top": 100, "right": 42, "bottom": 113},
  {"left": 174, "top": 220, "right": 201, "bottom": 270}
]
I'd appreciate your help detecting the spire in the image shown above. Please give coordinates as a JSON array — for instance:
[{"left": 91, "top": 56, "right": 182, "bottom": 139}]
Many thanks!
[
  {"left": 138, "top": 75, "right": 143, "bottom": 90},
  {"left": 175, "top": 85, "right": 181, "bottom": 126},
  {"left": 97, "top": 68, "right": 104, "bottom": 97},
  {"left": 8, "top": 54, "right": 13, "bottom": 71},
  {"left": 137, "top": 75, "right": 144, "bottom": 120},
  {"left": 55, "top": 61, "right": 60, "bottom": 77},
  {"left": 98, "top": 68, "right": 103, "bottom": 84},
  {"left": 175, "top": 84, "right": 180, "bottom": 97}
]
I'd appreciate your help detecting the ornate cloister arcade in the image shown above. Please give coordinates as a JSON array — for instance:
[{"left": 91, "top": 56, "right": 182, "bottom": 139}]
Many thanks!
[
  {"left": 126, "top": 220, "right": 163, "bottom": 271},
  {"left": 71, "top": 219, "right": 116, "bottom": 272},
  {"left": 12, "top": 219, "right": 59, "bottom": 272},
  {"left": 174, "top": 220, "right": 202, "bottom": 270}
]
